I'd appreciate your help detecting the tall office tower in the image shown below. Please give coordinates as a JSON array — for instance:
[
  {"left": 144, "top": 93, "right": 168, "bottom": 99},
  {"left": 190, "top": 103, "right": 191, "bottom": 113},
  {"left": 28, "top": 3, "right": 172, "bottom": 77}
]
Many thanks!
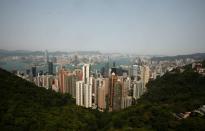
[
  {"left": 31, "top": 66, "right": 37, "bottom": 77},
  {"left": 45, "top": 50, "right": 49, "bottom": 63},
  {"left": 26, "top": 69, "right": 30, "bottom": 76},
  {"left": 48, "top": 62, "right": 53, "bottom": 75},
  {"left": 83, "top": 64, "right": 90, "bottom": 84},
  {"left": 102, "top": 56, "right": 110, "bottom": 77},
  {"left": 74, "top": 54, "right": 78, "bottom": 66},
  {"left": 76, "top": 81, "right": 84, "bottom": 106},
  {"left": 109, "top": 72, "right": 118, "bottom": 111},
  {"left": 100, "top": 67, "right": 106, "bottom": 77}
]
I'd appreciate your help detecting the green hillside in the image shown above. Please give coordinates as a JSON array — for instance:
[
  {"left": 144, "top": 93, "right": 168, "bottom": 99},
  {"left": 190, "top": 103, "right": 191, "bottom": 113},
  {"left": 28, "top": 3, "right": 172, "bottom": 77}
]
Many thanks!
[
  {"left": 109, "top": 64, "right": 205, "bottom": 130},
  {"left": 0, "top": 69, "right": 103, "bottom": 130},
  {"left": 0, "top": 62, "right": 205, "bottom": 130}
]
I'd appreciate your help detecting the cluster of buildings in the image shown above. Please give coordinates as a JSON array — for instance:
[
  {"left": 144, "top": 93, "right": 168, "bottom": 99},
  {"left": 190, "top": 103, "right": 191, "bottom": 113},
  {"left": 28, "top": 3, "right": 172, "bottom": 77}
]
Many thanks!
[
  {"left": 192, "top": 62, "right": 205, "bottom": 75},
  {"left": 31, "top": 60, "right": 150, "bottom": 112},
  {"left": 74, "top": 58, "right": 150, "bottom": 111},
  {"left": 16, "top": 53, "right": 151, "bottom": 112},
  {"left": 173, "top": 105, "right": 205, "bottom": 120},
  {"left": 13, "top": 50, "right": 204, "bottom": 112}
]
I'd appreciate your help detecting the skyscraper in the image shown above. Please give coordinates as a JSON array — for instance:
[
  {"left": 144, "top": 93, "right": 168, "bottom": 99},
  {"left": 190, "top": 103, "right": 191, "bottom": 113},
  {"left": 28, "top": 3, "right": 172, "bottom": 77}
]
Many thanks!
[
  {"left": 121, "top": 77, "right": 132, "bottom": 109},
  {"left": 84, "top": 83, "right": 92, "bottom": 108},
  {"left": 26, "top": 69, "right": 30, "bottom": 76},
  {"left": 45, "top": 50, "right": 49, "bottom": 63},
  {"left": 97, "top": 78, "right": 109, "bottom": 111},
  {"left": 142, "top": 65, "right": 150, "bottom": 90},
  {"left": 132, "top": 64, "right": 138, "bottom": 78},
  {"left": 48, "top": 62, "right": 53, "bottom": 75},
  {"left": 133, "top": 81, "right": 143, "bottom": 100},
  {"left": 58, "top": 68, "right": 71, "bottom": 93},
  {"left": 76, "top": 64, "right": 92, "bottom": 108},
  {"left": 82, "top": 64, "right": 90, "bottom": 84},
  {"left": 76, "top": 81, "right": 84, "bottom": 106},
  {"left": 31, "top": 66, "right": 37, "bottom": 77},
  {"left": 109, "top": 72, "right": 118, "bottom": 111},
  {"left": 112, "top": 80, "right": 122, "bottom": 111}
]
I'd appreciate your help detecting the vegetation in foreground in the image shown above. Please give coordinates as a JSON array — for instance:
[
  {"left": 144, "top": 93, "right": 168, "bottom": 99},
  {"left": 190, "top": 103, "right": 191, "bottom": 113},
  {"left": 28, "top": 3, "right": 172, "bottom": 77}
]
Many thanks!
[{"left": 0, "top": 62, "right": 205, "bottom": 130}]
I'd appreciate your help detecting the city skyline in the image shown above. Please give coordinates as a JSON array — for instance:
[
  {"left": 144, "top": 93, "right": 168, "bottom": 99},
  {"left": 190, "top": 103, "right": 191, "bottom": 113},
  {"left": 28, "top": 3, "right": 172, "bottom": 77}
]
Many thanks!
[{"left": 0, "top": 0, "right": 205, "bottom": 55}]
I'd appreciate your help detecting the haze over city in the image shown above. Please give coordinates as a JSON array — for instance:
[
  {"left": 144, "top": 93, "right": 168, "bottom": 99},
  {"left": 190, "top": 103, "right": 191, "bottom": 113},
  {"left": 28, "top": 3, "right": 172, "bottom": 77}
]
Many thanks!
[
  {"left": 0, "top": 0, "right": 205, "bottom": 55},
  {"left": 1, "top": 1, "right": 205, "bottom": 130}
]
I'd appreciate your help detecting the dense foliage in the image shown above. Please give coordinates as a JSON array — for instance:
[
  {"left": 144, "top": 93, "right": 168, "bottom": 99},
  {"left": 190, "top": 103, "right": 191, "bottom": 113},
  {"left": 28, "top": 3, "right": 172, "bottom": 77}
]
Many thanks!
[
  {"left": 141, "top": 69, "right": 205, "bottom": 112},
  {"left": 0, "top": 69, "right": 103, "bottom": 130},
  {"left": 0, "top": 62, "right": 205, "bottom": 130},
  {"left": 109, "top": 64, "right": 205, "bottom": 130}
]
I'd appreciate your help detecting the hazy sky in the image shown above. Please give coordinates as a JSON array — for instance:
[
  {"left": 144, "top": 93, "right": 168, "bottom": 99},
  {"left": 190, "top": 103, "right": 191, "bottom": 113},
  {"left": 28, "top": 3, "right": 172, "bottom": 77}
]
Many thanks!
[{"left": 0, "top": 0, "right": 205, "bottom": 55}]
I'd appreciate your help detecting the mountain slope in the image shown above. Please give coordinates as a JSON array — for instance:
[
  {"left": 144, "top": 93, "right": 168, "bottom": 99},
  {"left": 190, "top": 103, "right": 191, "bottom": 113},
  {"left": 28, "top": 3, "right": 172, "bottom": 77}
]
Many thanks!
[
  {"left": 109, "top": 64, "right": 205, "bottom": 130},
  {"left": 0, "top": 68, "right": 101, "bottom": 130},
  {"left": 141, "top": 69, "right": 205, "bottom": 112},
  {"left": 0, "top": 63, "right": 205, "bottom": 130}
]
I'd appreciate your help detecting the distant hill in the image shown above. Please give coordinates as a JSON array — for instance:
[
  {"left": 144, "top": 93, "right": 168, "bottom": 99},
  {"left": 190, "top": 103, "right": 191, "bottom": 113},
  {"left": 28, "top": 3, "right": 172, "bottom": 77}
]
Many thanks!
[
  {"left": 0, "top": 61, "right": 205, "bottom": 130},
  {"left": 0, "top": 49, "right": 44, "bottom": 56},
  {"left": 151, "top": 53, "right": 205, "bottom": 61},
  {"left": 0, "top": 49, "right": 101, "bottom": 56}
]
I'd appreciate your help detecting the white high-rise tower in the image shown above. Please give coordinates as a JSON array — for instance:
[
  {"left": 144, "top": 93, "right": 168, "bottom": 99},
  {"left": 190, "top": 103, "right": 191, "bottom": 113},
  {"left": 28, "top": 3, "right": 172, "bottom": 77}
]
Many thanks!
[
  {"left": 82, "top": 64, "right": 90, "bottom": 84},
  {"left": 76, "top": 64, "right": 92, "bottom": 108}
]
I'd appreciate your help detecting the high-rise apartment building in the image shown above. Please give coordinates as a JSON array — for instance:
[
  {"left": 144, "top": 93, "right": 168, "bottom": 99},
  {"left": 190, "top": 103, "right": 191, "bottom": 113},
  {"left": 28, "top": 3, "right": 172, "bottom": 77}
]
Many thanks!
[
  {"left": 112, "top": 80, "right": 122, "bottom": 111},
  {"left": 83, "top": 64, "right": 90, "bottom": 84},
  {"left": 96, "top": 78, "right": 109, "bottom": 111},
  {"left": 64, "top": 75, "right": 77, "bottom": 97},
  {"left": 133, "top": 81, "right": 144, "bottom": 100},
  {"left": 84, "top": 83, "right": 92, "bottom": 108},
  {"left": 109, "top": 72, "right": 118, "bottom": 111},
  {"left": 76, "top": 64, "right": 92, "bottom": 108},
  {"left": 76, "top": 81, "right": 84, "bottom": 106},
  {"left": 58, "top": 68, "right": 72, "bottom": 93},
  {"left": 121, "top": 77, "right": 132, "bottom": 109},
  {"left": 142, "top": 65, "right": 150, "bottom": 90}
]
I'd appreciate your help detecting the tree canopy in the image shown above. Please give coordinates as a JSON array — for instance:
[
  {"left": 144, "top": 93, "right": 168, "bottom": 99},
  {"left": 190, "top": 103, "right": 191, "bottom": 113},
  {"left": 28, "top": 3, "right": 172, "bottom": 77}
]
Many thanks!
[{"left": 0, "top": 61, "right": 205, "bottom": 130}]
